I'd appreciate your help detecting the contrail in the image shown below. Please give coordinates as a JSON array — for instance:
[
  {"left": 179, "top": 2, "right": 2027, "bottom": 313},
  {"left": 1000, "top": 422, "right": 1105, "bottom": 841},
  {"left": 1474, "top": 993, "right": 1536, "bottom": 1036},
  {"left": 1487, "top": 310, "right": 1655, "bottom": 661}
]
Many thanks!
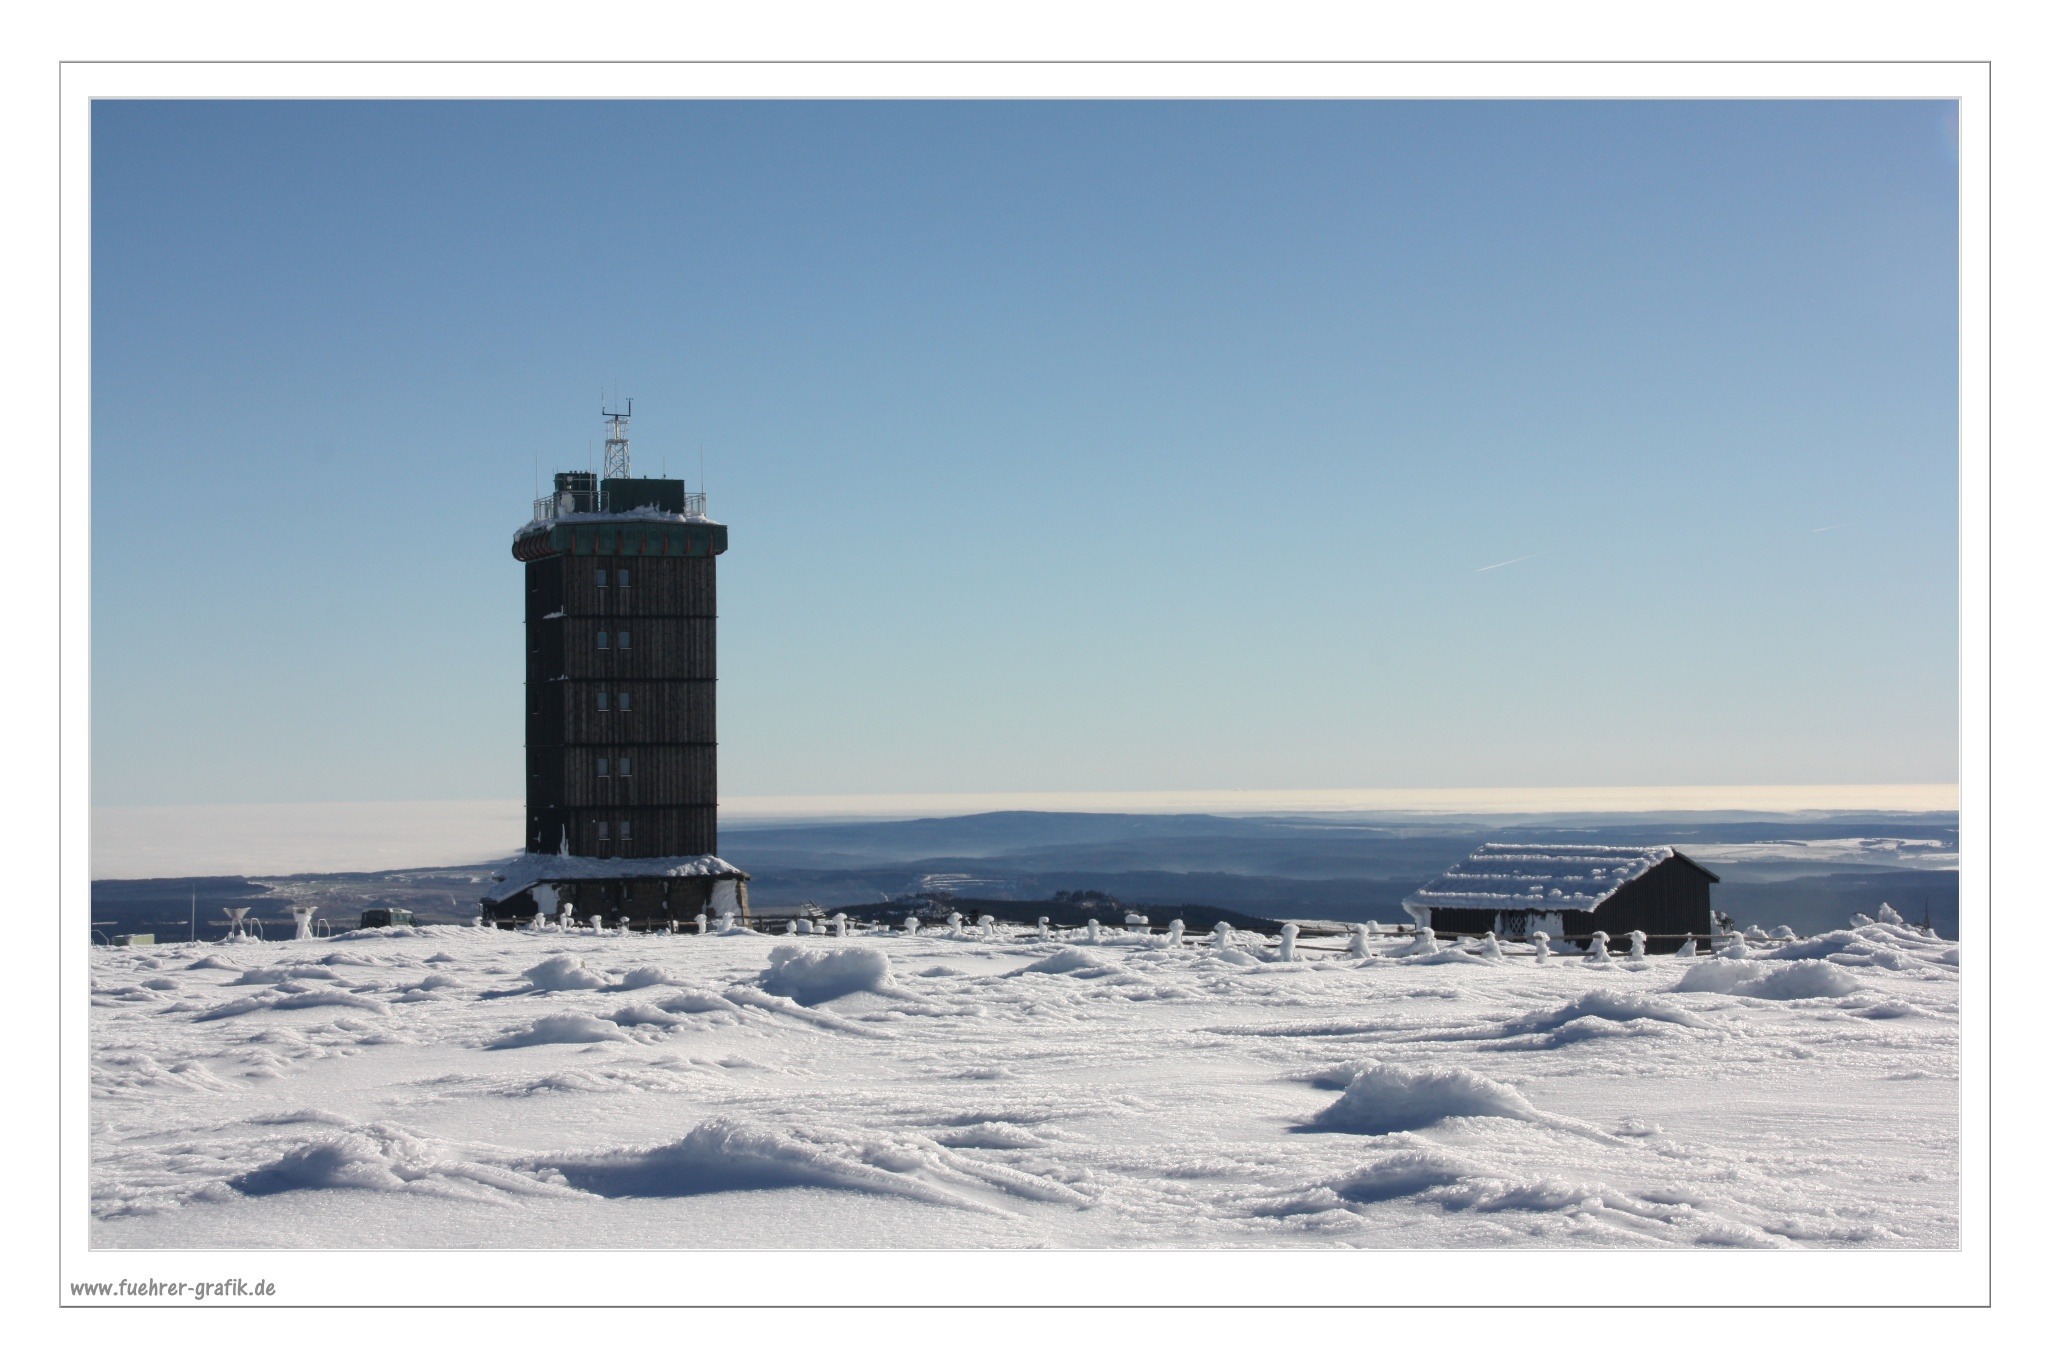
[
  {"left": 1811, "top": 525, "right": 1843, "bottom": 533},
  {"left": 1475, "top": 554, "right": 1538, "bottom": 574}
]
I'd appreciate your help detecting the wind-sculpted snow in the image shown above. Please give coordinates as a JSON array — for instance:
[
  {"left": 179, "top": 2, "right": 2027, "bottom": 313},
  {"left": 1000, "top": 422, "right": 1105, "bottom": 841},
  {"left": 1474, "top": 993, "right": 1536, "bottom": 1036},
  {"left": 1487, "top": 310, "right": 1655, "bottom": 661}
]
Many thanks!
[
  {"left": 758, "top": 944, "right": 894, "bottom": 1005},
  {"left": 87, "top": 916, "right": 1959, "bottom": 1249},
  {"left": 1304, "top": 1062, "right": 1540, "bottom": 1134},
  {"left": 1673, "top": 959, "right": 1861, "bottom": 1000}
]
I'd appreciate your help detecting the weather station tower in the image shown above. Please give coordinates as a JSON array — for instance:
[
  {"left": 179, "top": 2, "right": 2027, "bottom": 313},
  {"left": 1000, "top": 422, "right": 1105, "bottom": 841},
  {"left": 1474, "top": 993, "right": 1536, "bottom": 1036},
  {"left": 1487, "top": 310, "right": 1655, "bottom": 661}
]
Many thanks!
[{"left": 481, "top": 402, "right": 750, "bottom": 928}]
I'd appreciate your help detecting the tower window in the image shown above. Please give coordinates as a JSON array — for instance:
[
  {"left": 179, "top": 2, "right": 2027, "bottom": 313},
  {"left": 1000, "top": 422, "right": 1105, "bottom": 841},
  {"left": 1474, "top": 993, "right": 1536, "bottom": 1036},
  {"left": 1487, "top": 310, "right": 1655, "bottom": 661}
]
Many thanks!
[
  {"left": 596, "top": 757, "right": 610, "bottom": 777},
  {"left": 596, "top": 630, "right": 610, "bottom": 650},
  {"left": 618, "top": 629, "right": 632, "bottom": 650},
  {"left": 595, "top": 569, "right": 609, "bottom": 589},
  {"left": 619, "top": 755, "right": 633, "bottom": 778},
  {"left": 618, "top": 691, "right": 633, "bottom": 711},
  {"left": 597, "top": 691, "right": 610, "bottom": 711},
  {"left": 620, "top": 820, "right": 633, "bottom": 844},
  {"left": 597, "top": 821, "right": 611, "bottom": 843},
  {"left": 618, "top": 568, "right": 632, "bottom": 589}
]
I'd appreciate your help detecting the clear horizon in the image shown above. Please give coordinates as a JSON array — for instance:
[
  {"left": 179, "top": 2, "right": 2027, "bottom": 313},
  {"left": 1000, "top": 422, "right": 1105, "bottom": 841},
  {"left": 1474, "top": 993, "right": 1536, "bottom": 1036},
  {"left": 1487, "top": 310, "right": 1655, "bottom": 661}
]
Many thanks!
[{"left": 92, "top": 100, "right": 1959, "bottom": 809}]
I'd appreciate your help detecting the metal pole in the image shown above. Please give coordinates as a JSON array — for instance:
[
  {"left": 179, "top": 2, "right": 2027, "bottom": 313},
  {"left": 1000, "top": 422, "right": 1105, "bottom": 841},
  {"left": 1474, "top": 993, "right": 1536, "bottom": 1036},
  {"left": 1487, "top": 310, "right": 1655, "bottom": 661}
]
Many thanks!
[{"left": 190, "top": 884, "right": 196, "bottom": 943}]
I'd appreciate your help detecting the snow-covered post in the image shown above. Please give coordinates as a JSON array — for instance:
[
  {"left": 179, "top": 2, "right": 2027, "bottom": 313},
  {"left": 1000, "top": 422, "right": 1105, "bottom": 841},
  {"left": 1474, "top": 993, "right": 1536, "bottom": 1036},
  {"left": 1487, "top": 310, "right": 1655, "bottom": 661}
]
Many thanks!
[
  {"left": 1211, "top": 921, "right": 1233, "bottom": 949},
  {"left": 977, "top": 914, "right": 995, "bottom": 939},
  {"left": 715, "top": 910, "right": 734, "bottom": 934},
  {"left": 1168, "top": 919, "right": 1185, "bottom": 948},
  {"left": 903, "top": 916, "right": 919, "bottom": 936},
  {"left": 1587, "top": 930, "right": 1611, "bottom": 962},
  {"left": 694, "top": 913, "right": 708, "bottom": 935},
  {"left": 1036, "top": 916, "right": 1050, "bottom": 941},
  {"left": 1347, "top": 924, "right": 1368, "bottom": 958},
  {"left": 292, "top": 906, "right": 315, "bottom": 941},
  {"left": 559, "top": 903, "right": 574, "bottom": 932},
  {"left": 1479, "top": 931, "right": 1502, "bottom": 961},
  {"left": 832, "top": 913, "right": 848, "bottom": 938},
  {"left": 1410, "top": 926, "right": 1438, "bottom": 955},
  {"left": 472, "top": 914, "right": 486, "bottom": 929},
  {"left": 1674, "top": 936, "right": 1698, "bottom": 958},
  {"left": 1279, "top": 923, "right": 1298, "bottom": 962},
  {"left": 947, "top": 911, "right": 963, "bottom": 936},
  {"left": 1531, "top": 930, "right": 1550, "bottom": 963},
  {"left": 590, "top": 913, "right": 605, "bottom": 934},
  {"left": 1085, "top": 919, "right": 1101, "bottom": 944},
  {"left": 1627, "top": 929, "right": 1647, "bottom": 962}
]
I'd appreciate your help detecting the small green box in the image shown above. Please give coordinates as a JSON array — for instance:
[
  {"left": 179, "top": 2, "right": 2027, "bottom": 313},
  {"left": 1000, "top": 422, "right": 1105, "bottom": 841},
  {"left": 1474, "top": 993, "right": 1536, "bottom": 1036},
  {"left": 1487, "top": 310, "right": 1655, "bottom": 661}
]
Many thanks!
[{"left": 113, "top": 933, "right": 155, "bottom": 947}]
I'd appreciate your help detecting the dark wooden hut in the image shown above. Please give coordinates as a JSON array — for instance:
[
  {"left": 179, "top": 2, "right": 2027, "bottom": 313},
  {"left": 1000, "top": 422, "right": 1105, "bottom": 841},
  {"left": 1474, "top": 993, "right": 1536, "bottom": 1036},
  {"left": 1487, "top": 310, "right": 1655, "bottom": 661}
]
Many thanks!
[{"left": 1403, "top": 844, "right": 1717, "bottom": 951}]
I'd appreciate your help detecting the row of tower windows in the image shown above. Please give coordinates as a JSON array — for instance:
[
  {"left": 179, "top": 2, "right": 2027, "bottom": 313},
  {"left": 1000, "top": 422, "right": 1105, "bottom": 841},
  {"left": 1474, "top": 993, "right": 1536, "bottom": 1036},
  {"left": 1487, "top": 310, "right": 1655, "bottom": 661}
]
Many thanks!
[
  {"left": 596, "top": 629, "right": 632, "bottom": 650},
  {"left": 595, "top": 755, "right": 633, "bottom": 778},
  {"left": 596, "top": 819, "right": 633, "bottom": 848},
  {"left": 593, "top": 568, "right": 633, "bottom": 589},
  {"left": 596, "top": 691, "right": 634, "bottom": 711}
]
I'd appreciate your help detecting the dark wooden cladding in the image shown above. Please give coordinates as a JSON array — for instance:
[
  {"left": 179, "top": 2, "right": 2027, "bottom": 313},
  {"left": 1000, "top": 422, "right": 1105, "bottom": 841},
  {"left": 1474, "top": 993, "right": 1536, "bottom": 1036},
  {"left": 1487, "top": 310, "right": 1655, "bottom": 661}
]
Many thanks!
[
  {"left": 563, "top": 746, "right": 719, "bottom": 805},
  {"left": 522, "top": 537, "right": 724, "bottom": 858},
  {"left": 564, "top": 621, "right": 717, "bottom": 680},
  {"left": 563, "top": 555, "right": 716, "bottom": 618},
  {"left": 1591, "top": 856, "right": 1715, "bottom": 941}
]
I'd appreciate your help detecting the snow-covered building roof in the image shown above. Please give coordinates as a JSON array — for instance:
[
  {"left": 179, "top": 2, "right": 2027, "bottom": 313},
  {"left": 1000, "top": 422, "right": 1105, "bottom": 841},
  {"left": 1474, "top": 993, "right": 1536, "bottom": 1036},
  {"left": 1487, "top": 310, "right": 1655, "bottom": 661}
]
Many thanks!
[
  {"left": 1402, "top": 844, "right": 1715, "bottom": 913},
  {"left": 484, "top": 851, "right": 748, "bottom": 904}
]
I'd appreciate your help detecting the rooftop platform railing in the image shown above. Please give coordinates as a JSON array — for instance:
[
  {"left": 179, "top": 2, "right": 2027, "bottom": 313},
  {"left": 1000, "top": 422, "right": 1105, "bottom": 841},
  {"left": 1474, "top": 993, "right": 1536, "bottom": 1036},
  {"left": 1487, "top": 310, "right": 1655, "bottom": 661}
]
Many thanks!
[{"left": 532, "top": 489, "right": 709, "bottom": 522}]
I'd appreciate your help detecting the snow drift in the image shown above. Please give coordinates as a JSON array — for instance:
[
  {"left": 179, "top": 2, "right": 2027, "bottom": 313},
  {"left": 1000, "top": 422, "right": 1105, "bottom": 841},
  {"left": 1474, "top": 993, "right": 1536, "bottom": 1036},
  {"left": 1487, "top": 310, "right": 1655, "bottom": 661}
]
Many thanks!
[
  {"left": 1306, "top": 1062, "right": 1540, "bottom": 1134},
  {"left": 758, "top": 945, "right": 893, "bottom": 1005},
  {"left": 1673, "top": 959, "right": 1860, "bottom": 1000}
]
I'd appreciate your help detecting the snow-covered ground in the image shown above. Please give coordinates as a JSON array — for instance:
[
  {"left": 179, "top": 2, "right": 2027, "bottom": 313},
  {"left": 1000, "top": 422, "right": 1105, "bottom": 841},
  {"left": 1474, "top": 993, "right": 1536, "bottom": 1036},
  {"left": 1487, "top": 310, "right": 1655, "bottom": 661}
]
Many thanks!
[{"left": 89, "top": 917, "right": 1957, "bottom": 1249}]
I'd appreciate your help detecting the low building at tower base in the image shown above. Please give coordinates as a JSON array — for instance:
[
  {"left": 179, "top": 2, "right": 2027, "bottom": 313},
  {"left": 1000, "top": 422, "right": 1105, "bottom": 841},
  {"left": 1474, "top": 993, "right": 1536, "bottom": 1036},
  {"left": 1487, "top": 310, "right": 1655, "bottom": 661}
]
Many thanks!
[{"left": 481, "top": 851, "right": 751, "bottom": 929}]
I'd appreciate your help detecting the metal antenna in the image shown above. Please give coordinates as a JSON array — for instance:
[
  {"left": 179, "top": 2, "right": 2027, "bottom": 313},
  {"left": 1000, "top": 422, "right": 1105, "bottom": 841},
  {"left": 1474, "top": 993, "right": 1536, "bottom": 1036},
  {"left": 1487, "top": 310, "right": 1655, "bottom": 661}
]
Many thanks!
[{"left": 602, "top": 397, "right": 633, "bottom": 480}]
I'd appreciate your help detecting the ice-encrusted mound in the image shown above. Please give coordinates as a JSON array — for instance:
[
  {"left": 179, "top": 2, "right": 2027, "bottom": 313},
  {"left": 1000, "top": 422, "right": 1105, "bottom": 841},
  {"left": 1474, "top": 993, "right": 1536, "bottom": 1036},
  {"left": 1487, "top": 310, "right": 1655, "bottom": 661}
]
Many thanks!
[
  {"left": 193, "top": 988, "right": 388, "bottom": 1021},
  {"left": 1307, "top": 1062, "right": 1539, "bottom": 1134},
  {"left": 1014, "top": 947, "right": 1117, "bottom": 976},
  {"left": 1757, "top": 919, "right": 1956, "bottom": 973},
  {"left": 534, "top": 1116, "right": 976, "bottom": 1206},
  {"left": 1673, "top": 959, "right": 1860, "bottom": 1000},
  {"left": 1328, "top": 1151, "right": 1487, "bottom": 1203},
  {"left": 1509, "top": 988, "right": 1705, "bottom": 1032},
  {"left": 486, "top": 1012, "right": 630, "bottom": 1049},
  {"left": 522, "top": 956, "right": 611, "bottom": 992},
  {"left": 231, "top": 1129, "right": 418, "bottom": 1195},
  {"left": 758, "top": 945, "right": 893, "bottom": 1005},
  {"left": 610, "top": 965, "right": 682, "bottom": 991}
]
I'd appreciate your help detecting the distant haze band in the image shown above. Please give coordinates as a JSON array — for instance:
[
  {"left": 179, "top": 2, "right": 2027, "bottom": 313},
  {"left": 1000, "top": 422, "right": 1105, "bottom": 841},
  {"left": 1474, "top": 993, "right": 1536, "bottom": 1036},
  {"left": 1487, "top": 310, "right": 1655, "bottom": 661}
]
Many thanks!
[{"left": 92, "top": 785, "right": 1959, "bottom": 881}]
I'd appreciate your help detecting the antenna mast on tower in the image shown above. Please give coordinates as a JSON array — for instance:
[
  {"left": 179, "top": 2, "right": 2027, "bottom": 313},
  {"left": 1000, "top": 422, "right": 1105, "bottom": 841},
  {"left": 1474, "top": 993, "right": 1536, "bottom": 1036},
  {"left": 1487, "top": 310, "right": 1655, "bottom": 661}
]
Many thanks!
[{"left": 602, "top": 399, "right": 634, "bottom": 480}]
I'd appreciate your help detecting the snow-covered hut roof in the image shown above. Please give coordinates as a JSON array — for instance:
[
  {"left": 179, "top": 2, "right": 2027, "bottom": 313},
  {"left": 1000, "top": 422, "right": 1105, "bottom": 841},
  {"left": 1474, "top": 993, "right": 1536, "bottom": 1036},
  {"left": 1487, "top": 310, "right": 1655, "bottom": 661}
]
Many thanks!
[
  {"left": 484, "top": 852, "right": 748, "bottom": 904},
  {"left": 1401, "top": 844, "right": 1715, "bottom": 913}
]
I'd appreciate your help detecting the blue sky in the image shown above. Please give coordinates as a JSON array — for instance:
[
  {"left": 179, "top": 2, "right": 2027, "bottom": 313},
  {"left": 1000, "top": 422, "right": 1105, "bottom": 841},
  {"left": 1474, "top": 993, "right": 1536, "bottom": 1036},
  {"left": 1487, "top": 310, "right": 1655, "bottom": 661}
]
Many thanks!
[{"left": 91, "top": 100, "right": 1959, "bottom": 807}]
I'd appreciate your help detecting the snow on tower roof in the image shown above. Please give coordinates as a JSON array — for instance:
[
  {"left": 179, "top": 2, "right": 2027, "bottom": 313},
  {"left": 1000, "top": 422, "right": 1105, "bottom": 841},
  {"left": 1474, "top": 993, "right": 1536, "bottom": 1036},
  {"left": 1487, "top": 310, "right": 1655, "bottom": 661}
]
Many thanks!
[{"left": 1401, "top": 844, "right": 1711, "bottom": 914}]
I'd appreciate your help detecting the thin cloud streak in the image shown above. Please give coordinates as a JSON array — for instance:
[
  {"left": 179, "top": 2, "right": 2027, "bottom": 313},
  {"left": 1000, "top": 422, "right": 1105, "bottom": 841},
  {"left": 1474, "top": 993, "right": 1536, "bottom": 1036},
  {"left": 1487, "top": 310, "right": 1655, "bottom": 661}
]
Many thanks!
[{"left": 1474, "top": 554, "right": 1539, "bottom": 574}]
